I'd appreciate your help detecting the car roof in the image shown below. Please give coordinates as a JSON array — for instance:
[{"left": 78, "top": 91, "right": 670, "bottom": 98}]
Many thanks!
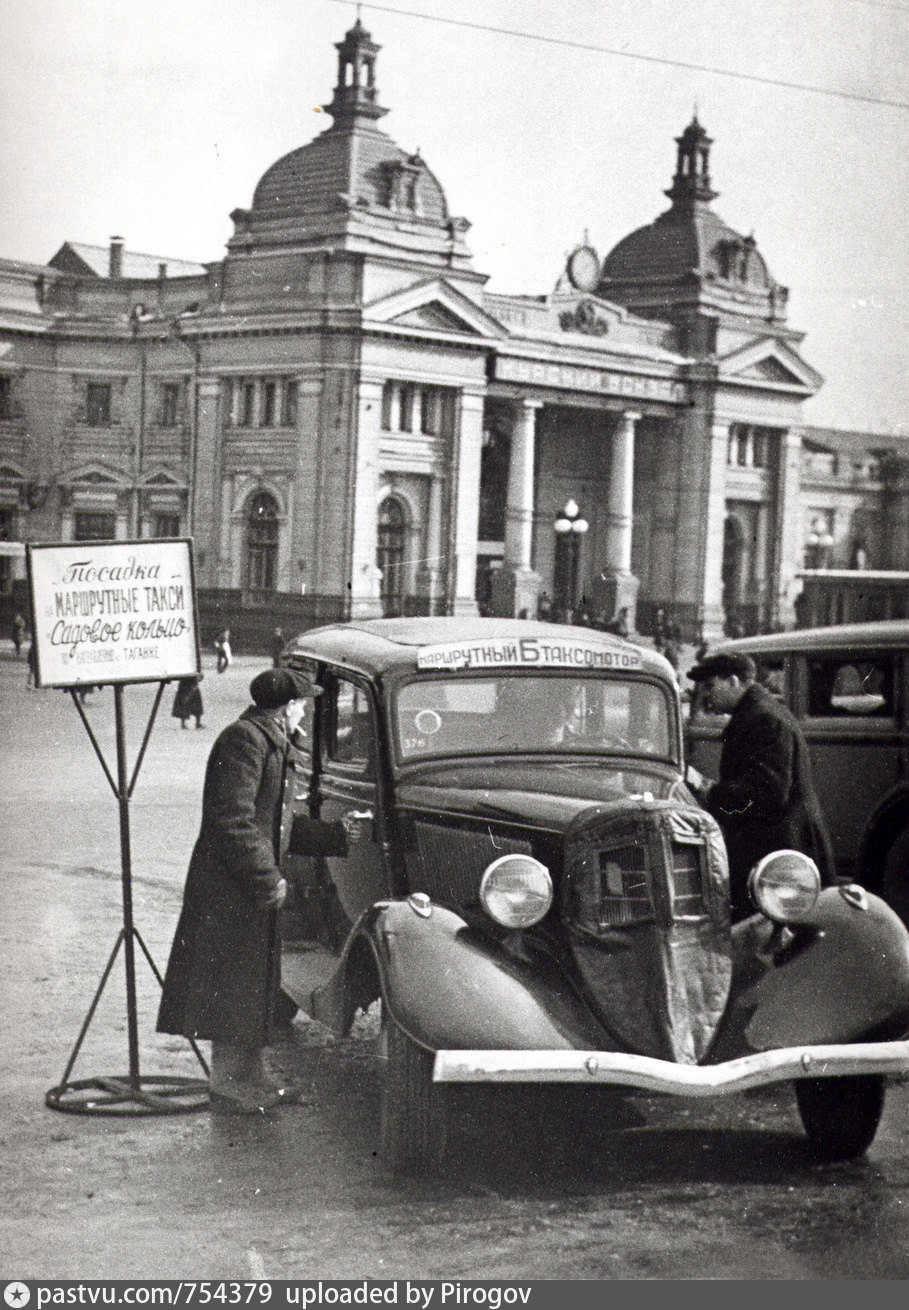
[
  {"left": 712, "top": 618, "right": 909, "bottom": 657},
  {"left": 288, "top": 616, "right": 675, "bottom": 679}
]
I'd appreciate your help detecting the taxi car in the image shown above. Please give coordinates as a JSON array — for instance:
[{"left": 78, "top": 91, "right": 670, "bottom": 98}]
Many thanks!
[
  {"left": 686, "top": 620, "right": 909, "bottom": 923},
  {"left": 280, "top": 617, "right": 909, "bottom": 1171}
]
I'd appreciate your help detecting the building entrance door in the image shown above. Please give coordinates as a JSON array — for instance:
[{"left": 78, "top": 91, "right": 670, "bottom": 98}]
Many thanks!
[{"left": 377, "top": 497, "right": 406, "bottom": 617}]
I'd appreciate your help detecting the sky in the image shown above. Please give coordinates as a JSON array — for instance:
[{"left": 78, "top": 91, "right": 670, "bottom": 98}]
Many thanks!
[{"left": 0, "top": 0, "right": 907, "bottom": 434}]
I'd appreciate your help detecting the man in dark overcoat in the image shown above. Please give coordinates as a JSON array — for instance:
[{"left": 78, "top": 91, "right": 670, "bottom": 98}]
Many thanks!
[
  {"left": 688, "top": 651, "right": 835, "bottom": 921},
  {"left": 157, "top": 666, "right": 347, "bottom": 1112}
]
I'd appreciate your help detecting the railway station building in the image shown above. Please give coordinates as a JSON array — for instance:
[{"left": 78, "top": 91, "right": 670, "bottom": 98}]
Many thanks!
[{"left": 1, "top": 19, "right": 906, "bottom": 644}]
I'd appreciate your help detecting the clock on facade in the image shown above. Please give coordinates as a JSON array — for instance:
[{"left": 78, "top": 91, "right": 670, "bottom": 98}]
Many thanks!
[{"left": 566, "top": 244, "right": 601, "bottom": 293}]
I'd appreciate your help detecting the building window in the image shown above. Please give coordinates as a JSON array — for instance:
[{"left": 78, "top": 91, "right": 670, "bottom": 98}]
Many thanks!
[
  {"left": 727, "top": 424, "right": 775, "bottom": 469},
  {"left": 246, "top": 491, "right": 279, "bottom": 591},
  {"left": 377, "top": 497, "right": 406, "bottom": 617},
  {"left": 420, "top": 388, "right": 440, "bottom": 435},
  {"left": 154, "top": 513, "right": 181, "bottom": 538},
  {"left": 381, "top": 382, "right": 395, "bottom": 430},
  {"left": 0, "top": 376, "right": 13, "bottom": 421},
  {"left": 399, "top": 384, "right": 415, "bottom": 433},
  {"left": 241, "top": 382, "right": 255, "bottom": 427},
  {"left": 804, "top": 509, "right": 835, "bottom": 569},
  {"left": 160, "top": 383, "right": 179, "bottom": 427},
  {"left": 74, "top": 511, "right": 116, "bottom": 541},
  {"left": 381, "top": 381, "right": 448, "bottom": 435},
  {"left": 86, "top": 383, "right": 112, "bottom": 427},
  {"left": 261, "top": 382, "right": 276, "bottom": 428},
  {"left": 282, "top": 380, "right": 298, "bottom": 428}
]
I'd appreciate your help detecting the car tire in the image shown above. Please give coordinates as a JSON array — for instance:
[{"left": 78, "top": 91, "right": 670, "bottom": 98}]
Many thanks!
[
  {"left": 880, "top": 826, "right": 909, "bottom": 927},
  {"left": 795, "top": 1075, "right": 886, "bottom": 1162},
  {"left": 378, "top": 1015, "right": 447, "bottom": 1172}
]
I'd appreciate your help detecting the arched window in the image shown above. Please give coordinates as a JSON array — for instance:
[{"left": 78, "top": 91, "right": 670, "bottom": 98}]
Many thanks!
[
  {"left": 246, "top": 491, "right": 279, "bottom": 591},
  {"left": 377, "top": 497, "right": 406, "bottom": 617}
]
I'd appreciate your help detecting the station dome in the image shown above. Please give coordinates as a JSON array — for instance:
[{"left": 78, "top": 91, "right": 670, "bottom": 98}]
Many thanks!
[
  {"left": 243, "top": 20, "right": 449, "bottom": 229},
  {"left": 597, "top": 117, "right": 785, "bottom": 319}
]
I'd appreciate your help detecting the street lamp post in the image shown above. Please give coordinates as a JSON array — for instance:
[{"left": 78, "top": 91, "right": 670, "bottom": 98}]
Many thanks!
[{"left": 553, "top": 499, "right": 589, "bottom": 622}]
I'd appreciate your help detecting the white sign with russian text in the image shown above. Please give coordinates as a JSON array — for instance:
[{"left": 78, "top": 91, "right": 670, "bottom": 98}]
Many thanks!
[
  {"left": 417, "top": 637, "right": 642, "bottom": 671},
  {"left": 27, "top": 539, "right": 200, "bottom": 687}
]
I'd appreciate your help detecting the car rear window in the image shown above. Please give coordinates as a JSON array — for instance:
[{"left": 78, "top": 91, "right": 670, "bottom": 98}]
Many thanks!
[
  {"left": 394, "top": 674, "right": 673, "bottom": 761},
  {"left": 807, "top": 656, "right": 896, "bottom": 719}
]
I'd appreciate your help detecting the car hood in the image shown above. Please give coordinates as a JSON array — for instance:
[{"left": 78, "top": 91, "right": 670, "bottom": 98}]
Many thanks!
[{"left": 396, "top": 759, "right": 685, "bottom": 833}]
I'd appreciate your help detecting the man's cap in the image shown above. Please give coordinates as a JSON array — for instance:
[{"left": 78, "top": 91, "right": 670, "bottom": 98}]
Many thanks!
[
  {"left": 688, "top": 651, "right": 756, "bottom": 683},
  {"left": 250, "top": 667, "right": 321, "bottom": 709}
]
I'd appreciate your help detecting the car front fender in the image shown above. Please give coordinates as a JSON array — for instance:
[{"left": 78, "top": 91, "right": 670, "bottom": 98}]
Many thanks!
[
  {"left": 313, "top": 899, "right": 612, "bottom": 1053},
  {"left": 711, "top": 887, "right": 909, "bottom": 1061}
]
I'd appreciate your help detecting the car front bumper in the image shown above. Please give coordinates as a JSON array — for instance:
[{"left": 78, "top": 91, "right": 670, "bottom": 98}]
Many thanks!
[{"left": 433, "top": 1039, "right": 909, "bottom": 1095}]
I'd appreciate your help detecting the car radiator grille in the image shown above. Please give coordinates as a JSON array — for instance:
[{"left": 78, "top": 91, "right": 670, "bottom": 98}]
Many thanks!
[
  {"left": 566, "top": 805, "right": 720, "bottom": 932},
  {"left": 409, "top": 820, "right": 532, "bottom": 906}
]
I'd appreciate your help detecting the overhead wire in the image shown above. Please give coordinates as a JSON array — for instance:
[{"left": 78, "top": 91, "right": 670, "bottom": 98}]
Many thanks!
[{"left": 326, "top": 0, "right": 909, "bottom": 110}]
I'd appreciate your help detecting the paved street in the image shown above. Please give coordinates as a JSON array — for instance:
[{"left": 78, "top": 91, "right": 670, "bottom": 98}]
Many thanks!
[{"left": 1, "top": 648, "right": 908, "bottom": 1281}]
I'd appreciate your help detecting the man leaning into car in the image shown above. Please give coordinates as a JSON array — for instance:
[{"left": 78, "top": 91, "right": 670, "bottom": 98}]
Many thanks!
[{"left": 687, "top": 651, "right": 836, "bottom": 920}]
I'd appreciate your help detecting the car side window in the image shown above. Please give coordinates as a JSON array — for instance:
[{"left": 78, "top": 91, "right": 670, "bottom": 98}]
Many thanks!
[
  {"left": 755, "top": 658, "right": 786, "bottom": 699},
  {"left": 325, "top": 676, "right": 375, "bottom": 772},
  {"left": 807, "top": 656, "right": 895, "bottom": 719}
]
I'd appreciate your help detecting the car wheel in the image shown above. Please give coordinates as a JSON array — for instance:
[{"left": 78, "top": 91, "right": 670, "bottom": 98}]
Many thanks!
[
  {"left": 881, "top": 826, "right": 909, "bottom": 926},
  {"left": 795, "top": 1075, "right": 885, "bottom": 1162},
  {"left": 378, "top": 1015, "right": 447, "bottom": 1172}
]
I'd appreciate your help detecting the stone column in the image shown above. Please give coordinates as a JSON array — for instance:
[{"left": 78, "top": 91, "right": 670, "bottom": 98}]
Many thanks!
[
  {"left": 219, "top": 473, "right": 235, "bottom": 587},
  {"left": 423, "top": 472, "right": 445, "bottom": 614},
  {"left": 348, "top": 378, "right": 384, "bottom": 619},
  {"left": 770, "top": 427, "right": 803, "bottom": 630},
  {"left": 595, "top": 410, "right": 640, "bottom": 629},
  {"left": 490, "top": 398, "right": 543, "bottom": 618},
  {"left": 695, "top": 417, "right": 730, "bottom": 641},
  {"left": 450, "top": 388, "right": 484, "bottom": 617},
  {"left": 191, "top": 376, "right": 222, "bottom": 586},
  {"left": 293, "top": 378, "right": 323, "bottom": 598}
]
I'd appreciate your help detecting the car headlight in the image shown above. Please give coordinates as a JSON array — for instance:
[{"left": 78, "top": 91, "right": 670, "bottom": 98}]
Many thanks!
[
  {"left": 748, "top": 850, "right": 821, "bottom": 924},
  {"left": 479, "top": 853, "right": 553, "bottom": 929}
]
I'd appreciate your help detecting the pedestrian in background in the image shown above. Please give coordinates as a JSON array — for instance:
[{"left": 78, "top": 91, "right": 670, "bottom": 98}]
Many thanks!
[
  {"left": 12, "top": 612, "right": 25, "bottom": 658},
  {"left": 26, "top": 640, "right": 38, "bottom": 687},
  {"left": 214, "top": 627, "right": 232, "bottom": 674},
  {"left": 271, "top": 627, "right": 285, "bottom": 668},
  {"left": 171, "top": 673, "right": 204, "bottom": 729},
  {"left": 157, "top": 667, "right": 349, "bottom": 1113},
  {"left": 686, "top": 651, "right": 835, "bottom": 920}
]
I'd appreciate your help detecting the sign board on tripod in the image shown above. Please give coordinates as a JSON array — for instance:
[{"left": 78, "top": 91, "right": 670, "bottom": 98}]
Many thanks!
[{"left": 26, "top": 539, "right": 200, "bottom": 688}]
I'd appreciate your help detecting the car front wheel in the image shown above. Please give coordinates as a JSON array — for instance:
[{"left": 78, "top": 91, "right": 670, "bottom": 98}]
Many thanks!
[
  {"left": 378, "top": 1014, "right": 448, "bottom": 1171},
  {"left": 881, "top": 825, "right": 909, "bottom": 926},
  {"left": 795, "top": 1074, "right": 885, "bottom": 1161}
]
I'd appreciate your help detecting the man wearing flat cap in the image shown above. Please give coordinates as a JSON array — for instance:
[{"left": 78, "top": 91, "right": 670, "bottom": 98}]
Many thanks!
[
  {"left": 157, "top": 666, "right": 348, "bottom": 1112},
  {"left": 687, "top": 651, "right": 834, "bottom": 920}
]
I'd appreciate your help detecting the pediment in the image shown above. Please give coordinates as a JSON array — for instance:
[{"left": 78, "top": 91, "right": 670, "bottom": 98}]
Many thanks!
[
  {"left": 365, "top": 278, "right": 507, "bottom": 338},
  {"left": 141, "top": 467, "right": 184, "bottom": 488},
  {"left": 63, "top": 462, "right": 129, "bottom": 487},
  {"left": 718, "top": 337, "right": 823, "bottom": 394},
  {"left": 738, "top": 356, "right": 802, "bottom": 384},
  {"left": 389, "top": 302, "right": 479, "bottom": 332}
]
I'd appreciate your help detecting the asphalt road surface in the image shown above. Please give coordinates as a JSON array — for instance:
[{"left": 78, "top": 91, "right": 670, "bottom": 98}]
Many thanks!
[{"left": 1, "top": 650, "right": 907, "bottom": 1281}]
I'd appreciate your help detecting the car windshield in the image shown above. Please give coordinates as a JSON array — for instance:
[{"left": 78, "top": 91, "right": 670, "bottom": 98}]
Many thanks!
[{"left": 394, "top": 674, "right": 674, "bottom": 762}]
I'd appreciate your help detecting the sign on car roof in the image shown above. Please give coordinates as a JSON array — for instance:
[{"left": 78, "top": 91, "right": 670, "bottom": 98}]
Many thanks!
[{"left": 416, "top": 635, "right": 643, "bottom": 671}]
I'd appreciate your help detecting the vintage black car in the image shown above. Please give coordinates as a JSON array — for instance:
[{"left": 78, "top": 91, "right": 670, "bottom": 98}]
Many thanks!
[{"left": 280, "top": 617, "right": 909, "bottom": 1170}]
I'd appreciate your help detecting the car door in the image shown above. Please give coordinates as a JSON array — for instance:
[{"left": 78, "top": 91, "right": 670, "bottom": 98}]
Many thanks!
[
  {"left": 794, "top": 648, "right": 905, "bottom": 875},
  {"left": 314, "top": 670, "right": 393, "bottom": 935}
]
